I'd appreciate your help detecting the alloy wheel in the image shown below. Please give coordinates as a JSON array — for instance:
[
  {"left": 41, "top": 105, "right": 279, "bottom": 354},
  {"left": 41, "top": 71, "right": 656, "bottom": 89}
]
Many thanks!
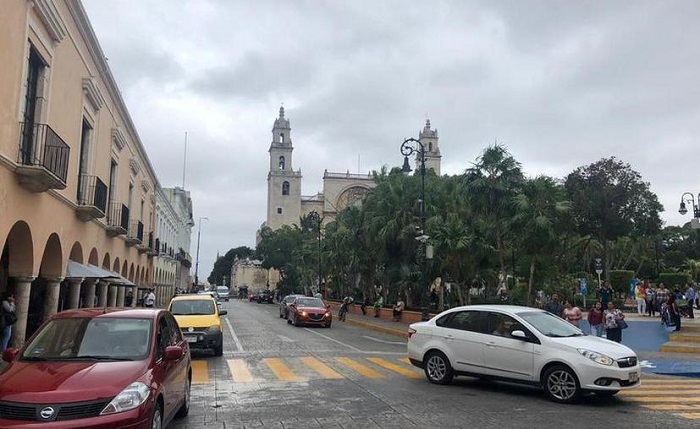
[
  {"left": 546, "top": 369, "right": 578, "bottom": 402},
  {"left": 151, "top": 406, "right": 162, "bottom": 429}
]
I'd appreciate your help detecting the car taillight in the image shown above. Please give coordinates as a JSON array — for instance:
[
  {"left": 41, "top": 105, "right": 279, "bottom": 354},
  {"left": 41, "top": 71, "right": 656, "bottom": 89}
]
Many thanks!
[{"left": 407, "top": 328, "right": 417, "bottom": 339}]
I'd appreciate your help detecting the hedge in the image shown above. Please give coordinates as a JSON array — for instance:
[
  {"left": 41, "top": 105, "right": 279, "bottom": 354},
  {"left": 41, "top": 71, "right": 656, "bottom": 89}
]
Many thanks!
[{"left": 657, "top": 272, "right": 691, "bottom": 290}]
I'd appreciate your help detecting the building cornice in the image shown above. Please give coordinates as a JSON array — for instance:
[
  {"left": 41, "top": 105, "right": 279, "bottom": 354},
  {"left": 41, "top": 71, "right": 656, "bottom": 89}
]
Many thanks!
[
  {"left": 129, "top": 158, "right": 141, "bottom": 176},
  {"left": 82, "top": 77, "right": 104, "bottom": 111},
  {"left": 111, "top": 127, "right": 126, "bottom": 152},
  {"left": 33, "top": 0, "right": 68, "bottom": 42}
]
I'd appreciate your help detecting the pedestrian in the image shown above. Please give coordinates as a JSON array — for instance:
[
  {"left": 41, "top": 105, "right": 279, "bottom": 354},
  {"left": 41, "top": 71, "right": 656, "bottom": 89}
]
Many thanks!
[
  {"left": 1, "top": 292, "right": 17, "bottom": 351},
  {"left": 562, "top": 300, "right": 582, "bottom": 327},
  {"left": 684, "top": 283, "right": 695, "bottom": 319},
  {"left": 360, "top": 296, "right": 371, "bottom": 315},
  {"left": 125, "top": 290, "right": 134, "bottom": 307},
  {"left": 587, "top": 301, "right": 605, "bottom": 337},
  {"left": 543, "top": 292, "right": 564, "bottom": 318},
  {"left": 392, "top": 296, "right": 405, "bottom": 322},
  {"left": 645, "top": 281, "right": 656, "bottom": 317},
  {"left": 603, "top": 301, "right": 625, "bottom": 343},
  {"left": 373, "top": 295, "right": 383, "bottom": 318},
  {"left": 656, "top": 283, "right": 669, "bottom": 319},
  {"left": 144, "top": 288, "right": 156, "bottom": 308},
  {"left": 663, "top": 295, "right": 682, "bottom": 332},
  {"left": 635, "top": 280, "right": 647, "bottom": 315},
  {"left": 598, "top": 281, "right": 614, "bottom": 308}
]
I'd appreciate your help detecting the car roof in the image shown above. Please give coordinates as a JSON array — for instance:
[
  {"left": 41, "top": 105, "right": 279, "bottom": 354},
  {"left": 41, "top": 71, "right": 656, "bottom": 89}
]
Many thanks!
[
  {"left": 171, "top": 294, "right": 216, "bottom": 302},
  {"left": 51, "top": 307, "right": 163, "bottom": 319},
  {"left": 443, "top": 305, "right": 546, "bottom": 315}
]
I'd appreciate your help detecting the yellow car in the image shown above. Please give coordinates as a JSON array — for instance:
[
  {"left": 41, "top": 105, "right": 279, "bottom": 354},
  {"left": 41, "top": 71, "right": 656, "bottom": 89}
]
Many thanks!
[{"left": 169, "top": 294, "right": 227, "bottom": 356}]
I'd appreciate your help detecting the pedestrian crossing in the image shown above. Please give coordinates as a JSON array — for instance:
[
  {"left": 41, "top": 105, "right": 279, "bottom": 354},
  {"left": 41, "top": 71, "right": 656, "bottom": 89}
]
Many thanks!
[
  {"left": 620, "top": 378, "right": 700, "bottom": 420},
  {"left": 191, "top": 355, "right": 422, "bottom": 384}
]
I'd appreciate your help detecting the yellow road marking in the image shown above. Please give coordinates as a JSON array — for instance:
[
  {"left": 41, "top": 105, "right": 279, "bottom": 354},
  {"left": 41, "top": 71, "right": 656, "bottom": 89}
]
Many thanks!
[
  {"left": 300, "top": 357, "right": 344, "bottom": 379},
  {"left": 640, "top": 379, "right": 698, "bottom": 383},
  {"left": 677, "top": 413, "right": 700, "bottom": 419},
  {"left": 263, "top": 358, "right": 304, "bottom": 382},
  {"left": 398, "top": 357, "right": 411, "bottom": 365},
  {"left": 635, "top": 384, "right": 700, "bottom": 390},
  {"left": 623, "top": 396, "right": 700, "bottom": 403},
  {"left": 621, "top": 390, "right": 700, "bottom": 396},
  {"left": 191, "top": 360, "right": 209, "bottom": 384},
  {"left": 642, "top": 405, "right": 700, "bottom": 411},
  {"left": 367, "top": 357, "right": 423, "bottom": 379},
  {"left": 228, "top": 359, "right": 255, "bottom": 383},
  {"left": 335, "top": 357, "right": 385, "bottom": 378}
]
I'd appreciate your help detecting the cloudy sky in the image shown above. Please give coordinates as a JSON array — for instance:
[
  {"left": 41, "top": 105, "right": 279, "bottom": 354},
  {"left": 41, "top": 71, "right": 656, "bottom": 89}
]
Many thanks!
[{"left": 82, "top": 0, "right": 700, "bottom": 281}]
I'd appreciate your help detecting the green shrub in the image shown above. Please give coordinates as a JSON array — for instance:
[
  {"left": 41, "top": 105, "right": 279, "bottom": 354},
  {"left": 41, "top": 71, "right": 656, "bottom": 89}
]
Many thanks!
[
  {"left": 609, "top": 270, "right": 635, "bottom": 296},
  {"left": 658, "top": 272, "right": 690, "bottom": 290}
]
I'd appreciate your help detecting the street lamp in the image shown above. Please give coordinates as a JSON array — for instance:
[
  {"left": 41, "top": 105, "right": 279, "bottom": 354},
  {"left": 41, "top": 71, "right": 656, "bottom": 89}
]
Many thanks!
[
  {"left": 679, "top": 192, "right": 700, "bottom": 217},
  {"left": 194, "top": 216, "right": 208, "bottom": 287},
  {"left": 400, "top": 137, "right": 431, "bottom": 321},
  {"left": 308, "top": 211, "right": 322, "bottom": 295}
]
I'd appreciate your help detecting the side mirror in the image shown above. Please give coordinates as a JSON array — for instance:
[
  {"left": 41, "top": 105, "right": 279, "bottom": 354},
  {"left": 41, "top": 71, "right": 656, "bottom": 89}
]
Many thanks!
[
  {"left": 219, "top": 309, "right": 228, "bottom": 316},
  {"left": 164, "top": 345, "right": 184, "bottom": 361},
  {"left": 2, "top": 348, "right": 19, "bottom": 363},
  {"left": 511, "top": 330, "right": 528, "bottom": 340}
]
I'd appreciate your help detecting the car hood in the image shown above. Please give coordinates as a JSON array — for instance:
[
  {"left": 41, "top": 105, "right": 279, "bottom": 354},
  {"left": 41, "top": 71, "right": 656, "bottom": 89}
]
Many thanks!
[
  {"left": 550, "top": 335, "right": 636, "bottom": 359},
  {"left": 297, "top": 306, "right": 328, "bottom": 312},
  {"left": 173, "top": 314, "right": 219, "bottom": 328},
  {"left": 0, "top": 360, "right": 149, "bottom": 403}
]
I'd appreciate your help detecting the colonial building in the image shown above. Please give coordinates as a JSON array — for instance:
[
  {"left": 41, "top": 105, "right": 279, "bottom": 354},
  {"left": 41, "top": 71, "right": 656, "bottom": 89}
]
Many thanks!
[
  {"left": 0, "top": 0, "right": 193, "bottom": 346},
  {"left": 230, "top": 257, "right": 280, "bottom": 296}
]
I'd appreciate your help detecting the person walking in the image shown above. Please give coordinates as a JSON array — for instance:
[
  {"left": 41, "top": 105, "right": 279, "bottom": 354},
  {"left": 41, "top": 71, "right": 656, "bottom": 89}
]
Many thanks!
[
  {"left": 563, "top": 301, "right": 582, "bottom": 327},
  {"left": 144, "top": 288, "right": 156, "bottom": 308},
  {"left": 543, "top": 292, "right": 564, "bottom": 318},
  {"left": 598, "top": 282, "right": 614, "bottom": 309},
  {"left": 645, "top": 281, "right": 657, "bottom": 317},
  {"left": 604, "top": 301, "right": 625, "bottom": 343},
  {"left": 125, "top": 291, "right": 134, "bottom": 307},
  {"left": 656, "top": 283, "right": 670, "bottom": 318},
  {"left": 1, "top": 292, "right": 17, "bottom": 351},
  {"left": 635, "top": 281, "right": 647, "bottom": 315},
  {"left": 587, "top": 301, "right": 605, "bottom": 337},
  {"left": 684, "top": 283, "right": 695, "bottom": 319},
  {"left": 664, "top": 295, "right": 682, "bottom": 332}
]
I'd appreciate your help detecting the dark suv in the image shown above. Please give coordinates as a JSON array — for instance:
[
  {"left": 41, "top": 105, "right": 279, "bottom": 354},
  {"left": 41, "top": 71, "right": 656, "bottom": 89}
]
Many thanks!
[{"left": 257, "top": 290, "right": 274, "bottom": 304}]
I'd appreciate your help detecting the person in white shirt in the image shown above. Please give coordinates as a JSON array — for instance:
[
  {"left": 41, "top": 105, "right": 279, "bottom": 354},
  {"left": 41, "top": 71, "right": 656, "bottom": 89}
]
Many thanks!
[{"left": 144, "top": 289, "right": 156, "bottom": 308}]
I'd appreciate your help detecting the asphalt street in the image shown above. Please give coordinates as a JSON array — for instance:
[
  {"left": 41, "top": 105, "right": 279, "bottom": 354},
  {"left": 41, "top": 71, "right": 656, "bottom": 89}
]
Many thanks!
[{"left": 170, "top": 299, "right": 699, "bottom": 429}]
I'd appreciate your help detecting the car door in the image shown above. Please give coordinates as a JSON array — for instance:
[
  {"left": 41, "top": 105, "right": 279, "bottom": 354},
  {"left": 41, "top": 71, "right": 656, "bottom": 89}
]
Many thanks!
[
  {"left": 435, "top": 310, "right": 488, "bottom": 373},
  {"left": 165, "top": 313, "right": 189, "bottom": 415},
  {"left": 480, "top": 312, "right": 535, "bottom": 381},
  {"left": 155, "top": 315, "right": 178, "bottom": 422}
]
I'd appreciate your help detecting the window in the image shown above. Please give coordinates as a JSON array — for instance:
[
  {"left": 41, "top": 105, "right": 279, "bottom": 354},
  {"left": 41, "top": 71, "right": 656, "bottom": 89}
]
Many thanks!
[
  {"left": 279, "top": 156, "right": 285, "bottom": 170},
  {"left": 20, "top": 46, "right": 46, "bottom": 165},
  {"left": 277, "top": 208, "right": 282, "bottom": 214},
  {"left": 280, "top": 133, "right": 285, "bottom": 143},
  {"left": 77, "top": 118, "right": 92, "bottom": 201},
  {"left": 155, "top": 316, "right": 170, "bottom": 360},
  {"left": 128, "top": 183, "right": 134, "bottom": 210},
  {"left": 436, "top": 311, "right": 487, "bottom": 333},
  {"left": 108, "top": 160, "right": 117, "bottom": 205},
  {"left": 282, "top": 181, "right": 290, "bottom": 195},
  {"left": 487, "top": 312, "right": 525, "bottom": 338}
]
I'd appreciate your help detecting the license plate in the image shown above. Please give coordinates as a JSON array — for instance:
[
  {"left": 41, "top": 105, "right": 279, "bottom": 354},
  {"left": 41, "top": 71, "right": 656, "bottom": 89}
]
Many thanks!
[
  {"left": 629, "top": 371, "right": 639, "bottom": 382},
  {"left": 186, "top": 336, "right": 197, "bottom": 343}
]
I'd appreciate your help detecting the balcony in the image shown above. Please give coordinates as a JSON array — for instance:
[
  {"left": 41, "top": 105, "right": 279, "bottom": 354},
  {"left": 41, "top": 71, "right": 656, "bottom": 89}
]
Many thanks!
[
  {"left": 16, "top": 122, "right": 70, "bottom": 192},
  {"left": 140, "top": 231, "right": 154, "bottom": 254},
  {"left": 106, "top": 202, "right": 129, "bottom": 237},
  {"left": 153, "top": 238, "right": 161, "bottom": 257},
  {"left": 75, "top": 175, "right": 107, "bottom": 221},
  {"left": 126, "top": 220, "right": 144, "bottom": 246}
]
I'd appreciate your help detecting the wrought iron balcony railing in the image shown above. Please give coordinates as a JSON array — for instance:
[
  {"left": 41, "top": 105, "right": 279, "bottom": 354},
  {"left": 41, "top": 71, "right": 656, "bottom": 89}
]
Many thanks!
[{"left": 16, "top": 122, "right": 70, "bottom": 192}]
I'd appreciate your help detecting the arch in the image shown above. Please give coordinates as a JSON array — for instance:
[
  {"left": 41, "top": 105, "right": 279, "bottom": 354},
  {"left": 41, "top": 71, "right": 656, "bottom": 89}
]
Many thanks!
[
  {"left": 282, "top": 181, "right": 290, "bottom": 196},
  {"left": 335, "top": 185, "right": 372, "bottom": 212},
  {"left": 102, "top": 253, "right": 111, "bottom": 270},
  {"left": 128, "top": 263, "right": 135, "bottom": 282},
  {"left": 429, "top": 142, "right": 432, "bottom": 152},
  {"left": 121, "top": 260, "right": 128, "bottom": 277},
  {"left": 88, "top": 248, "right": 99, "bottom": 266},
  {"left": 135, "top": 266, "right": 141, "bottom": 284},
  {"left": 69, "top": 242, "right": 83, "bottom": 263},
  {"left": 39, "top": 233, "right": 63, "bottom": 277},
  {"left": 278, "top": 155, "right": 285, "bottom": 169},
  {"left": 145, "top": 268, "right": 150, "bottom": 285},
  {"left": 4, "top": 221, "right": 33, "bottom": 276},
  {"left": 112, "top": 257, "right": 120, "bottom": 273}
]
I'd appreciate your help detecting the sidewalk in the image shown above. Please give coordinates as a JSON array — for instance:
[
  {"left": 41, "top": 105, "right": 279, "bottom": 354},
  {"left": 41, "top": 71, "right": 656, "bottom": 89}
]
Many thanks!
[{"left": 339, "top": 307, "right": 700, "bottom": 378}]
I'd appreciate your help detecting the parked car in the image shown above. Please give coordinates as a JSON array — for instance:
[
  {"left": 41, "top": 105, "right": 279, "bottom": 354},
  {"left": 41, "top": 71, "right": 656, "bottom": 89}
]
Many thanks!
[
  {"left": 279, "top": 294, "right": 304, "bottom": 319},
  {"left": 169, "top": 295, "right": 227, "bottom": 356},
  {"left": 407, "top": 305, "right": 641, "bottom": 403},
  {"left": 0, "top": 307, "right": 191, "bottom": 428},
  {"left": 257, "top": 290, "right": 274, "bottom": 304},
  {"left": 287, "top": 296, "right": 332, "bottom": 328},
  {"left": 216, "top": 286, "right": 230, "bottom": 302}
]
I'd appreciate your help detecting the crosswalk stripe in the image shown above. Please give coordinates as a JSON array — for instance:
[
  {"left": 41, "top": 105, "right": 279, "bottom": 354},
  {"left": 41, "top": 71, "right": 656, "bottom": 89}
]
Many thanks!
[
  {"left": 191, "top": 360, "right": 209, "bottom": 384},
  {"left": 366, "top": 357, "right": 423, "bottom": 379},
  {"left": 335, "top": 357, "right": 385, "bottom": 378},
  {"left": 263, "top": 358, "right": 305, "bottom": 382},
  {"left": 621, "top": 390, "right": 700, "bottom": 396},
  {"left": 228, "top": 358, "right": 255, "bottom": 383},
  {"left": 623, "top": 396, "right": 700, "bottom": 403},
  {"left": 300, "top": 357, "right": 344, "bottom": 379},
  {"left": 635, "top": 384, "right": 700, "bottom": 390},
  {"left": 398, "top": 357, "right": 411, "bottom": 365},
  {"left": 643, "top": 405, "right": 699, "bottom": 411},
  {"left": 677, "top": 413, "right": 700, "bottom": 419},
  {"left": 640, "top": 379, "right": 698, "bottom": 383}
]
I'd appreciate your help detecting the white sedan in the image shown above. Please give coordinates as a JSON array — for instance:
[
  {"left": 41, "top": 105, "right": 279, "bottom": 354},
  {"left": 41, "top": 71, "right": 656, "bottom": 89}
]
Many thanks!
[{"left": 407, "top": 305, "right": 641, "bottom": 403}]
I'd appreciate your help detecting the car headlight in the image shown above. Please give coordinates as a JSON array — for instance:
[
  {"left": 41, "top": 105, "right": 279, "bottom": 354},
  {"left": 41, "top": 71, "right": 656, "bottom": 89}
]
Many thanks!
[
  {"left": 101, "top": 382, "right": 150, "bottom": 415},
  {"left": 324, "top": 311, "right": 331, "bottom": 318},
  {"left": 578, "top": 349, "right": 614, "bottom": 366},
  {"left": 206, "top": 324, "right": 221, "bottom": 333},
  {"left": 301, "top": 311, "right": 308, "bottom": 317}
]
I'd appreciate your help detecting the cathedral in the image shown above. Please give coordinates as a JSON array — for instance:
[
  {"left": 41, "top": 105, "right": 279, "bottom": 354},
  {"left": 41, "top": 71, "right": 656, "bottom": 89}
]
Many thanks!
[{"left": 261, "top": 106, "right": 442, "bottom": 233}]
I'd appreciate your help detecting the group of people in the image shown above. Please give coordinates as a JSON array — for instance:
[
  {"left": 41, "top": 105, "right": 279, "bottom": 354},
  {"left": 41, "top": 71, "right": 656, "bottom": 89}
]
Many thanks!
[{"left": 544, "top": 292, "right": 627, "bottom": 342}]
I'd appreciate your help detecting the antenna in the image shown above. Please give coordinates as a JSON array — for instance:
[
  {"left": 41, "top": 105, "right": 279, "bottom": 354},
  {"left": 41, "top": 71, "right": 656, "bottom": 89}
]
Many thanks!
[{"left": 182, "top": 131, "right": 188, "bottom": 188}]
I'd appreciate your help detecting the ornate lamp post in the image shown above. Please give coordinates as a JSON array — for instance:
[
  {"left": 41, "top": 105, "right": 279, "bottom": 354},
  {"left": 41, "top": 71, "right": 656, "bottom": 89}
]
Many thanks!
[
  {"left": 194, "top": 216, "right": 208, "bottom": 287},
  {"left": 308, "top": 211, "right": 322, "bottom": 294},
  {"left": 679, "top": 193, "right": 700, "bottom": 218},
  {"left": 401, "top": 138, "right": 431, "bottom": 321}
]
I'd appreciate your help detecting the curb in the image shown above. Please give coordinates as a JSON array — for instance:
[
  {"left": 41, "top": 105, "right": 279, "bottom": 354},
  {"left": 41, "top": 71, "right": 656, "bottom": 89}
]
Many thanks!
[{"left": 343, "top": 317, "right": 408, "bottom": 339}]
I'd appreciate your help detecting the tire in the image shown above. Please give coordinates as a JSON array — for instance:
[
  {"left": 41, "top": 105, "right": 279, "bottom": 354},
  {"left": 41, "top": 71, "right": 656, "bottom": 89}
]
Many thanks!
[
  {"left": 292, "top": 315, "right": 300, "bottom": 327},
  {"left": 175, "top": 378, "right": 190, "bottom": 418},
  {"left": 287, "top": 318, "right": 292, "bottom": 324},
  {"left": 423, "top": 351, "right": 454, "bottom": 385},
  {"left": 326, "top": 323, "right": 331, "bottom": 328},
  {"left": 542, "top": 365, "right": 581, "bottom": 403},
  {"left": 213, "top": 343, "right": 223, "bottom": 357},
  {"left": 151, "top": 401, "right": 163, "bottom": 429}
]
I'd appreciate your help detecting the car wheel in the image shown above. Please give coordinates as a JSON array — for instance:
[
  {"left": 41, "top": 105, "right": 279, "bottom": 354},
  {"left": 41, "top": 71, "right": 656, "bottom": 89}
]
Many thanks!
[
  {"left": 287, "top": 317, "right": 292, "bottom": 324},
  {"left": 326, "top": 323, "right": 331, "bottom": 328},
  {"left": 213, "top": 343, "right": 223, "bottom": 357},
  {"left": 175, "top": 378, "right": 190, "bottom": 418},
  {"left": 151, "top": 401, "right": 163, "bottom": 429},
  {"left": 424, "top": 351, "right": 454, "bottom": 385},
  {"left": 543, "top": 365, "right": 581, "bottom": 403}
]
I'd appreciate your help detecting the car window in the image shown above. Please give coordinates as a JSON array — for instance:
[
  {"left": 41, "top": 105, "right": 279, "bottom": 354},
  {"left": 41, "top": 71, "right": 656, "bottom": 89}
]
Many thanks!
[
  {"left": 436, "top": 311, "right": 487, "bottom": 333},
  {"left": 170, "top": 299, "right": 216, "bottom": 315},
  {"left": 517, "top": 311, "right": 584, "bottom": 338},
  {"left": 165, "top": 313, "right": 183, "bottom": 343},
  {"left": 155, "top": 316, "right": 171, "bottom": 360},
  {"left": 295, "top": 298, "right": 324, "bottom": 307},
  {"left": 487, "top": 312, "right": 527, "bottom": 339}
]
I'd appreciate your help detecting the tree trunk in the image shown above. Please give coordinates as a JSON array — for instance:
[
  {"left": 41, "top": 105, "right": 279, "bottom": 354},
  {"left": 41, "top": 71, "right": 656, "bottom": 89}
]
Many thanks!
[
  {"left": 528, "top": 256, "right": 536, "bottom": 306},
  {"left": 438, "top": 277, "right": 445, "bottom": 311}
]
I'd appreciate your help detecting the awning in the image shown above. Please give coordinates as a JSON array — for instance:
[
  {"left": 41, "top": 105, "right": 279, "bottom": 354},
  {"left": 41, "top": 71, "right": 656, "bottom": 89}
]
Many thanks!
[{"left": 65, "top": 261, "right": 135, "bottom": 286}]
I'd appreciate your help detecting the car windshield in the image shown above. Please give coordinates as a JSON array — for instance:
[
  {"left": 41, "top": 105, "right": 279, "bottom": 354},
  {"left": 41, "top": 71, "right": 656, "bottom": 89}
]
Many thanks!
[
  {"left": 217, "top": 287, "right": 228, "bottom": 293},
  {"left": 517, "top": 311, "right": 585, "bottom": 338},
  {"left": 21, "top": 317, "right": 152, "bottom": 361},
  {"left": 171, "top": 299, "right": 216, "bottom": 315},
  {"left": 295, "top": 298, "right": 325, "bottom": 307},
  {"left": 284, "top": 296, "right": 299, "bottom": 303}
]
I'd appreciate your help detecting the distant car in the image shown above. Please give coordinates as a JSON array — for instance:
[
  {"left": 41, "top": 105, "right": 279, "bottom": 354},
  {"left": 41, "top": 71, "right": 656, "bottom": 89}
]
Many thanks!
[
  {"left": 287, "top": 296, "right": 332, "bottom": 328},
  {"left": 407, "top": 305, "right": 641, "bottom": 403},
  {"left": 0, "top": 308, "right": 191, "bottom": 428},
  {"left": 248, "top": 292, "right": 260, "bottom": 302},
  {"left": 257, "top": 290, "right": 274, "bottom": 304},
  {"left": 216, "top": 286, "right": 230, "bottom": 302},
  {"left": 279, "top": 294, "right": 304, "bottom": 319},
  {"left": 197, "top": 290, "right": 218, "bottom": 299},
  {"left": 169, "top": 295, "right": 227, "bottom": 356}
]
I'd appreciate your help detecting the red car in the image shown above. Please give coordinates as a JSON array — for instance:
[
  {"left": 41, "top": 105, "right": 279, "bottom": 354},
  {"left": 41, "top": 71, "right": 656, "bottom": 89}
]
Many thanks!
[
  {"left": 287, "top": 296, "right": 332, "bottom": 328},
  {"left": 0, "top": 308, "right": 191, "bottom": 428}
]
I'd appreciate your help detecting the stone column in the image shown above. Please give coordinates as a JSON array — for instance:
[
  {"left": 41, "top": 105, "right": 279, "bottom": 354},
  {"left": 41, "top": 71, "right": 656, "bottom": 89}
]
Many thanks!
[
  {"left": 11, "top": 276, "right": 35, "bottom": 348},
  {"left": 116, "top": 286, "right": 125, "bottom": 307},
  {"left": 82, "top": 279, "right": 97, "bottom": 308},
  {"left": 97, "top": 281, "right": 109, "bottom": 307},
  {"left": 108, "top": 285, "right": 118, "bottom": 307},
  {"left": 130, "top": 286, "right": 138, "bottom": 307},
  {"left": 68, "top": 278, "right": 84, "bottom": 309},
  {"left": 43, "top": 277, "right": 64, "bottom": 321}
]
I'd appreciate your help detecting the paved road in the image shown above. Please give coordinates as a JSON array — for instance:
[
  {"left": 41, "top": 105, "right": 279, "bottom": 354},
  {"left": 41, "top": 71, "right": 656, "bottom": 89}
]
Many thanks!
[{"left": 170, "top": 300, "right": 698, "bottom": 429}]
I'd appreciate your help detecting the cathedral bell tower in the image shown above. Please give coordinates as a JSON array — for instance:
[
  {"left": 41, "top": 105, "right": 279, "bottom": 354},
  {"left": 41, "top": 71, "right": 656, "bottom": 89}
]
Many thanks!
[
  {"left": 418, "top": 119, "right": 441, "bottom": 175},
  {"left": 266, "top": 106, "right": 302, "bottom": 230}
]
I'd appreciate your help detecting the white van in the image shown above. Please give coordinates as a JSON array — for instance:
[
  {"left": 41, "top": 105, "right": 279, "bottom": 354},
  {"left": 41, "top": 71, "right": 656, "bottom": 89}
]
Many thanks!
[{"left": 216, "top": 286, "right": 230, "bottom": 301}]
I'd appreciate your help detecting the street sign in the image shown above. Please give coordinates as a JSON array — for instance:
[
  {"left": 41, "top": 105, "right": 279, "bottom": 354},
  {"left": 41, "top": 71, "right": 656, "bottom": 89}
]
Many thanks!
[
  {"left": 594, "top": 258, "right": 603, "bottom": 276},
  {"left": 580, "top": 278, "right": 587, "bottom": 295}
]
